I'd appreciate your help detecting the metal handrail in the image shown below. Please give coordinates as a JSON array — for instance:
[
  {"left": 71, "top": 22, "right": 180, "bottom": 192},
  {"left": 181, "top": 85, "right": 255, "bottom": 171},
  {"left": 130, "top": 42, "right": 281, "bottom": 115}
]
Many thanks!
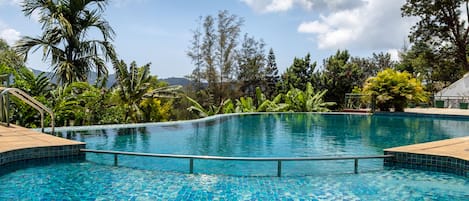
[
  {"left": 81, "top": 149, "right": 394, "bottom": 176},
  {"left": 0, "top": 87, "right": 55, "bottom": 134}
]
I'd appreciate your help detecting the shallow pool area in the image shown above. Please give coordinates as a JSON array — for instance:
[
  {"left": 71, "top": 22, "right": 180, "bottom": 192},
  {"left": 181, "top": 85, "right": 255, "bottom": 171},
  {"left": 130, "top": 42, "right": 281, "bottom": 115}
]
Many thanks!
[
  {"left": 1, "top": 113, "right": 468, "bottom": 200},
  {"left": 0, "top": 159, "right": 467, "bottom": 200}
]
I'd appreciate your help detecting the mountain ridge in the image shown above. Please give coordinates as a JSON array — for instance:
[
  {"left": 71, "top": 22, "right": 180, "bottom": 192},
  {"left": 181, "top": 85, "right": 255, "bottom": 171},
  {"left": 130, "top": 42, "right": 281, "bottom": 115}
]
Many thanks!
[{"left": 30, "top": 68, "right": 192, "bottom": 88}]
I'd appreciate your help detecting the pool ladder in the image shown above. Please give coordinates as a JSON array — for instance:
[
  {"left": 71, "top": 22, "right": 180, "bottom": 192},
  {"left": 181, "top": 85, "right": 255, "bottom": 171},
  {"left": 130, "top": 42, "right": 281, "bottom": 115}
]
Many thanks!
[
  {"left": 0, "top": 87, "right": 55, "bottom": 134},
  {"left": 81, "top": 149, "right": 394, "bottom": 177}
]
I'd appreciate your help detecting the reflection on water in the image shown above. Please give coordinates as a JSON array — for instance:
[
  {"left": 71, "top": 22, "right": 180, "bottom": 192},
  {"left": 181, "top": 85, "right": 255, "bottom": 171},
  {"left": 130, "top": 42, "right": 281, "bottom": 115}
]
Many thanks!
[
  {"left": 55, "top": 113, "right": 469, "bottom": 175},
  {"left": 58, "top": 113, "right": 468, "bottom": 157}
]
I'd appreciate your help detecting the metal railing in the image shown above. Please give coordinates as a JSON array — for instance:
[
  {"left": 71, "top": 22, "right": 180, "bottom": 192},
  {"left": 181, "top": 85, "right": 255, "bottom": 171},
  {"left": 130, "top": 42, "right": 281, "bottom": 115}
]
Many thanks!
[
  {"left": 433, "top": 96, "right": 469, "bottom": 108},
  {"left": 0, "top": 87, "right": 55, "bottom": 134},
  {"left": 81, "top": 149, "right": 394, "bottom": 176},
  {"left": 344, "top": 93, "right": 376, "bottom": 112}
]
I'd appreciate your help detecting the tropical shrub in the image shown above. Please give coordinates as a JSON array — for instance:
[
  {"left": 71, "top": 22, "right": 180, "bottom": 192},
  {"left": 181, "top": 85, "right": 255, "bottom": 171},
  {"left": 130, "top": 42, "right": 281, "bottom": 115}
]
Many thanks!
[
  {"left": 284, "top": 82, "right": 335, "bottom": 112},
  {"left": 362, "top": 68, "right": 428, "bottom": 112},
  {"left": 186, "top": 83, "right": 333, "bottom": 117},
  {"left": 186, "top": 96, "right": 229, "bottom": 117}
]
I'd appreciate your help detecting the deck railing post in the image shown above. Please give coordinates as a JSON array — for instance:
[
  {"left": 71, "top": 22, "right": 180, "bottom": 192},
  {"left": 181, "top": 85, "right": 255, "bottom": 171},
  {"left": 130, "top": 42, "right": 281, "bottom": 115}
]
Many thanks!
[
  {"left": 354, "top": 159, "right": 358, "bottom": 174},
  {"left": 114, "top": 154, "right": 118, "bottom": 166},
  {"left": 189, "top": 158, "right": 194, "bottom": 174},
  {"left": 79, "top": 149, "right": 394, "bottom": 176},
  {"left": 277, "top": 160, "right": 282, "bottom": 177}
]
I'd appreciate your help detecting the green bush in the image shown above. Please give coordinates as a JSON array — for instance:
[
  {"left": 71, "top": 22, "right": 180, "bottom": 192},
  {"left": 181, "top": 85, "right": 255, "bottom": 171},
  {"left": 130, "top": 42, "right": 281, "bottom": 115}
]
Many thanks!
[{"left": 362, "top": 69, "right": 428, "bottom": 112}]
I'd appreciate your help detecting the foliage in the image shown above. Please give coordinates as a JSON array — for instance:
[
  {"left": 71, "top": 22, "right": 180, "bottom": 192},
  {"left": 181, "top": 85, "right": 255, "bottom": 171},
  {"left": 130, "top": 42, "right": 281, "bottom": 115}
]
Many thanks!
[
  {"left": 264, "top": 48, "right": 280, "bottom": 99},
  {"left": 112, "top": 60, "right": 177, "bottom": 123},
  {"left": 186, "top": 96, "right": 227, "bottom": 117},
  {"left": 186, "top": 84, "right": 332, "bottom": 117},
  {"left": 362, "top": 69, "right": 428, "bottom": 112},
  {"left": 5, "top": 66, "right": 53, "bottom": 128},
  {"left": 140, "top": 97, "right": 172, "bottom": 122},
  {"left": 0, "top": 39, "right": 24, "bottom": 71},
  {"left": 187, "top": 10, "right": 243, "bottom": 102},
  {"left": 402, "top": 0, "right": 469, "bottom": 72},
  {"left": 186, "top": 16, "right": 204, "bottom": 91},
  {"left": 16, "top": 0, "right": 116, "bottom": 85},
  {"left": 397, "top": 41, "right": 462, "bottom": 92},
  {"left": 13, "top": 67, "right": 53, "bottom": 97},
  {"left": 320, "top": 50, "right": 363, "bottom": 107},
  {"left": 350, "top": 52, "right": 395, "bottom": 80},
  {"left": 50, "top": 82, "right": 105, "bottom": 126},
  {"left": 279, "top": 53, "right": 318, "bottom": 93},
  {"left": 237, "top": 34, "right": 266, "bottom": 98},
  {"left": 284, "top": 82, "right": 335, "bottom": 112}
]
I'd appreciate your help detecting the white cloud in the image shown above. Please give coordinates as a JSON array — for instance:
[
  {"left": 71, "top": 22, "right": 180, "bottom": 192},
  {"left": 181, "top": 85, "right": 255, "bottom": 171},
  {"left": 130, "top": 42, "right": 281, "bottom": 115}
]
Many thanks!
[
  {"left": 242, "top": 0, "right": 364, "bottom": 13},
  {"left": 265, "top": 0, "right": 294, "bottom": 12},
  {"left": 298, "top": 21, "right": 329, "bottom": 33},
  {"left": 387, "top": 49, "right": 400, "bottom": 61},
  {"left": 297, "top": 0, "right": 415, "bottom": 50},
  {"left": 0, "top": 28, "right": 20, "bottom": 45}
]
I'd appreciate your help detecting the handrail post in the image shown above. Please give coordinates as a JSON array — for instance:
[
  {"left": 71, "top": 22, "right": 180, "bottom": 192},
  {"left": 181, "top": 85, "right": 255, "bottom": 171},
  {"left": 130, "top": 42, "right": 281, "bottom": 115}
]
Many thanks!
[
  {"left": 277, "top": 160, "right": 282, "bottom": 177},
  {"left": 354, "top": 159, "right": 358, "bottom": 174},
  {"left": 114, "top": 154, "right": 118, "bottom": 166},
  {"left": 5, "top": 91, "right": 9, "bottom": 127},
  {"left": 51, "top": 114, "right": 55, "bottom": 135},
  {"left": 189, "top": 158, "right": 194, "bottom": 174},
  {"left": 40, "top": 112, "right": 44, "bottom": 133}
]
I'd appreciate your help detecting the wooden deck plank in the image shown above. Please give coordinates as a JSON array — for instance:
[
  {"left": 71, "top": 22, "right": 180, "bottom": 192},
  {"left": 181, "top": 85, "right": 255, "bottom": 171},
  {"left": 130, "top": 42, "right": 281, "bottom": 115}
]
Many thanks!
[
  {"left": 385, "top": 136, "right": 469, "bottom": 161},
  {"left": 0, "top": 124, "right": 84, "bottom": 153}
]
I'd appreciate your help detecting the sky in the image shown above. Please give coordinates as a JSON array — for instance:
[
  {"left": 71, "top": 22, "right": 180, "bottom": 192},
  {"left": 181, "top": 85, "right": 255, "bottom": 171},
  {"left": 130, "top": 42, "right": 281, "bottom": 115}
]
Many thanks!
[{"left": 0, "top": 0, "right": 415, "bottom": 78}]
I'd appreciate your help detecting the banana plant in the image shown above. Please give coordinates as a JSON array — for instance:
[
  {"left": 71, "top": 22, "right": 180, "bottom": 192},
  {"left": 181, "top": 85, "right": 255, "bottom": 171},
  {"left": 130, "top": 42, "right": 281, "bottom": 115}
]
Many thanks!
[
  {"left": 284, "top": 82, "right": 335, "bottom": 112},
  {"left": 186, "top": 96, "right": 231, "bottom": 118}
]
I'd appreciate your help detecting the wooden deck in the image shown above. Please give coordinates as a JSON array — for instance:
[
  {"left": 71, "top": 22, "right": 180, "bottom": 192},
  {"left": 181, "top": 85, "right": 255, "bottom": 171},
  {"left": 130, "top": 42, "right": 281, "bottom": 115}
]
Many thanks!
[
  {"left": 0, "top": 124, "right": 84, "bottom": 153},
  {"left": 384, "top": 136, "right": 469, "bottom": 161}
]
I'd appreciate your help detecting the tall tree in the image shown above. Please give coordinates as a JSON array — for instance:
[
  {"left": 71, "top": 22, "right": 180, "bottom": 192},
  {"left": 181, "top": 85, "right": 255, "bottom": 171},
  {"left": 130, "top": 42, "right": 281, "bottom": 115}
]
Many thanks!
[
  {"left": 237, "top": 34, "right": 266, "bottom": 98},
  {"left": 112, "top": 60, "right": 152, "bottom": 123},
  {"left": 16, "top": 0, "right": 116, "bottom": 85},
  {"left": 215, "top": 10, "right": 243, "bottom": 102},
  {"left": 187, "top": 17, "right": 204, "bottom": 91},
  {"left": 187, "top": 10, "right": 243, "bottom": 103},
  {"left": 264, "top": 48, "right": 280, "bottom": 99},
  {"left": 398, "top": 41, "right": 460, "bottom": 92},
  {"left": 280, "top": 53, "right": 317, "bottom": 93},
  {"left": 321, "top": 50, "right": 363, "bottom": 106},
  {"left": 350, "top": 52, "right": 394, "bottom": 83},
  {"left": 0, "top": 39, "right": 24, "bottom": 70},
  {"left": 402, "top": 0, "right": 469, "bottom": 72},
  {"left": 201, "top": 15, "right": 217, "bottom": 101}
]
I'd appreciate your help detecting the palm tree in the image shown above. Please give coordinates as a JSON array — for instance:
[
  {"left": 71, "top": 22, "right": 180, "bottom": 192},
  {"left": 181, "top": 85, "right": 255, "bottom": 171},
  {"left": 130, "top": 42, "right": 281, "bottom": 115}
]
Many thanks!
[
  {"left": 15, "top": 0, "right": 116, "bottom": 85},
  {"left": 112, "top": 60, "right": 151, "bottom": 122},
  {"left": 112, "top": 60, "right": 181, "bottom": 122}
]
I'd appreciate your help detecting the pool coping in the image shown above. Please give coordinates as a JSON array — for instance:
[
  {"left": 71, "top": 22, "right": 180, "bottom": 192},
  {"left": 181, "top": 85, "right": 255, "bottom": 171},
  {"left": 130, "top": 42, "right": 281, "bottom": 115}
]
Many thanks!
[
  {"left": 0, "top": 124, "right": 85, "bottom": 167},
  {"left": 384, "top": 136, "right": 469, "bottom": 177},
  {"left": 41, "top": 112, "right": 371, "bottom": 132}
]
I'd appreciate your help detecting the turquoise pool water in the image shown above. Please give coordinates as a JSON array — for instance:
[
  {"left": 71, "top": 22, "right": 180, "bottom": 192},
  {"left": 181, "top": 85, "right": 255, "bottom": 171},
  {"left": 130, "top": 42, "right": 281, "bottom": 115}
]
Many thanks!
[{"left": 1, "top": 113, "right": 468, "bottom": 200}]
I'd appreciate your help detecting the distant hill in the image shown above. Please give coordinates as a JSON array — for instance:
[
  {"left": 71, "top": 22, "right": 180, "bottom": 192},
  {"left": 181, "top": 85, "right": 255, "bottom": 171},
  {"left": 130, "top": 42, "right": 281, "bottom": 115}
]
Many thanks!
[
  {"left": 160, "top": 77, "right": 192, "bottom": 86},
  {"left": 30, "top": 68, "right": 191, "bottom": 88}
]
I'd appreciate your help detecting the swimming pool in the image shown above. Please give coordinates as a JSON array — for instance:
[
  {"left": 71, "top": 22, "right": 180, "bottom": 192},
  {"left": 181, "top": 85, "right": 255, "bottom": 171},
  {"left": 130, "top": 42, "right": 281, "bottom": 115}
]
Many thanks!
[{"left": 1, "top": 113, "right": 468, "bottom": 200}]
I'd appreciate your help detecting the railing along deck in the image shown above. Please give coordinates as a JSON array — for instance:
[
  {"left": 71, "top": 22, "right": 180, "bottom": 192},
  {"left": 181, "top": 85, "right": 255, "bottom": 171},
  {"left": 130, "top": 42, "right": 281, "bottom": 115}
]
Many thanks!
[
  {"left": 81, "top": 149, "right": 394, "bottom": 176},
  {"left": 0, "top": 87, "right": 55, "bottom": 134}
]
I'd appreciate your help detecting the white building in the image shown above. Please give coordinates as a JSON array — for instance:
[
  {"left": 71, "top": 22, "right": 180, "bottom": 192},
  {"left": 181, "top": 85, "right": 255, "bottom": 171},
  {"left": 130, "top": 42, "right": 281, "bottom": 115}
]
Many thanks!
[{"left": 434, "top": 73, "right": 469, "bottom": 108}]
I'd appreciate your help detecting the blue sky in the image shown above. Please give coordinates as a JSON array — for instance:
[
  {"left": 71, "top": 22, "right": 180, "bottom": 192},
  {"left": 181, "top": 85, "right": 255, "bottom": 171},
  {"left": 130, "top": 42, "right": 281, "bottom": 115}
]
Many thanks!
[{"left": 0, "top": 0, "right": 413, "bottom": 78}]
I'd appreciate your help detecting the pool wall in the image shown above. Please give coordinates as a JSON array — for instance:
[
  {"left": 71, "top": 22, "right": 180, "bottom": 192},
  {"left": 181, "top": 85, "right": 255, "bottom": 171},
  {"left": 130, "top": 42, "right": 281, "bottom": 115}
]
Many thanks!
[
  {"left": 0, "top": 144, "right": 85, "bottom": 167},
  {"left": 384, "top": 151, "right": 468, "bottom": 177}
]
